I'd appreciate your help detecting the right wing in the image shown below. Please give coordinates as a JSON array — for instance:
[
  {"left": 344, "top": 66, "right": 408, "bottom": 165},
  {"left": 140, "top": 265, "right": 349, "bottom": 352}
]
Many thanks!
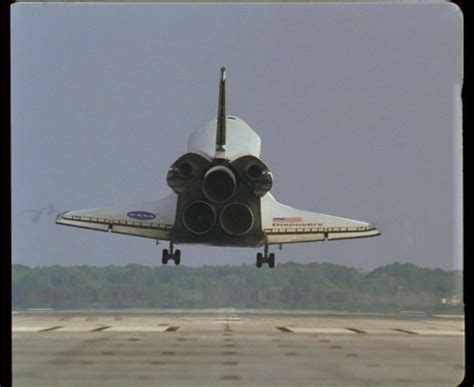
[
  {"left": 56, "top": 193, "right": 177, "bottom": 240},
  {"left": 261, "top": 193, "right": 380, "bottom": 245}
]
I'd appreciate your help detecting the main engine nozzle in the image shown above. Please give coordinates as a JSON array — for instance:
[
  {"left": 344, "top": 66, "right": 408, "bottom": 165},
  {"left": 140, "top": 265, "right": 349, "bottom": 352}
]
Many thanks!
[
  {"left": 220, "top": 202, "right": 254, "bottom": 236},
  {"left": 182, "top": 201, "right": 216, "bottom": 234},
  {"left": 202, "top": 165, "right": 236, "bottom": 203}
]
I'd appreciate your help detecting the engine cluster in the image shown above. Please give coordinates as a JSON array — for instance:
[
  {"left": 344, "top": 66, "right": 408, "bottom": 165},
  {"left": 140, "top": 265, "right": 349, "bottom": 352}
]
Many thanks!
[{"left": 166, "top": 152, "right": 272, "bottom": 244}]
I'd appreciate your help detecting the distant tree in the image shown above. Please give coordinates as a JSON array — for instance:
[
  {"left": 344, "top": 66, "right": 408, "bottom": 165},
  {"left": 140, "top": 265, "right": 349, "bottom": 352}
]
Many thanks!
[{"left": 12, "top": 262, "right": 462, "bottom": 311}]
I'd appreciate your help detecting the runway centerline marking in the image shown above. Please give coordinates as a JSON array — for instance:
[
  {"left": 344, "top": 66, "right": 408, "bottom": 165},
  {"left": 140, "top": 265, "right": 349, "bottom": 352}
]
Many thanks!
[{"left": 215, "top": 309, "right": 241, "bottom": 322}]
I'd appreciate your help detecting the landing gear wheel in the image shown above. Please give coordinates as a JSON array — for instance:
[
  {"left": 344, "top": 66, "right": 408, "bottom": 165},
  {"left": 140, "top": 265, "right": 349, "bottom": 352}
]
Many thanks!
[
  {"left": 162, "top": 249, "right": 169, "bottom": 265},
  {"left": 256, "top": 252, "right": 263, "bottom": 268},
  {"left": 269, "top": 253, "right": 275, "bottom": 268},
  {"left": 174, "top": 250, "right": 181, "bottom": 265}
]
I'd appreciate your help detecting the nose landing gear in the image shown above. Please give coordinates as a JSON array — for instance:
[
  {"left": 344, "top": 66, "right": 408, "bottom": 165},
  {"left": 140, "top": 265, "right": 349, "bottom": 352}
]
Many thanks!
[
  {"left": 256, "top": 244, "right": 275, "bottom": 268},
  {"left": 162, "top": 241, "right": 181, "bottom": 265}
]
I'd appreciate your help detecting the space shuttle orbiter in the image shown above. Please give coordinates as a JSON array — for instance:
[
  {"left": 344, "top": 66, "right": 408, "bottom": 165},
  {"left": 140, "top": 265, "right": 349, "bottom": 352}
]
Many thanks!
[{"left": 57, "top": 67, "right": 380, "bottom": 268}]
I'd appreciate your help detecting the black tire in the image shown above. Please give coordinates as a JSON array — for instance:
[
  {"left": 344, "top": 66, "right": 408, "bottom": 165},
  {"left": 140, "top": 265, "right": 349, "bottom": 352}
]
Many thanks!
[
  {"left": 256, "top": 252, "right": 263, "bottom": 268},
  {"left": 269, "top": 253, "right": 275, "bottom": 269},
  {"left": 174, "top": 250, "right": 181, "bottom": 265},
  {"left": 162, "top": 249, "right": 169, "bottom": 265}
]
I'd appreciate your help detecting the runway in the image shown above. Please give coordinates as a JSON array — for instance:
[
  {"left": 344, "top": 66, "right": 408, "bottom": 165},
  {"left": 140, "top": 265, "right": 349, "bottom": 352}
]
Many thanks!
[{"left": 13, "top": 309, "right": 464, "bottom": 386}]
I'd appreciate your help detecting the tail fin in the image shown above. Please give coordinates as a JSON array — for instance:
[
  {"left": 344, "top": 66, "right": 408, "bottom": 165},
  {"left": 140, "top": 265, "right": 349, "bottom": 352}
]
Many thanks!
[{"left": 215, "top": 66, "right": 226, "bottom": 158}]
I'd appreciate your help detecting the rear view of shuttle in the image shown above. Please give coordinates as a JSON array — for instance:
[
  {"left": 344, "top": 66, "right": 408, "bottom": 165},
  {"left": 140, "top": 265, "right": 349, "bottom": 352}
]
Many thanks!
[{"left": 57, "top": 67, "right": 380, "bottom": 268}]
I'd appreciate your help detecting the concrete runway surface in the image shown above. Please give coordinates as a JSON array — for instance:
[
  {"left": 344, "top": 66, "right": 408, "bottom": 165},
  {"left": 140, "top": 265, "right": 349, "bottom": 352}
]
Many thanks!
[{"left": 12, "top": 308, "right": 464, "bottom": 386}]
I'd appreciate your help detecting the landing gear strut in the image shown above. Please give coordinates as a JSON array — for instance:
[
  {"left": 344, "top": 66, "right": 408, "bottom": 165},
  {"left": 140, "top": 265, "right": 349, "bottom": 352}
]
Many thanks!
[
  {"left": 162, "top": 241, "right": 181, "bottom": 265},
  {"left": 256, "top": 244, "right": 275, "bottom": 269}
]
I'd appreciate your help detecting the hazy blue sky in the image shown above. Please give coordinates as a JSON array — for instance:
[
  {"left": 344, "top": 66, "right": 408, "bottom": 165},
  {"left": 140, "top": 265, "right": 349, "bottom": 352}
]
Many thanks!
[{"left": 12, "top": 2, "right": 462, "bottom": 270}]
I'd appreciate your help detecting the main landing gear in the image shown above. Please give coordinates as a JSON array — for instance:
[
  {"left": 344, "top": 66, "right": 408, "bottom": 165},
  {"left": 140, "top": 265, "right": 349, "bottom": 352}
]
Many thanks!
[
  {"left": 162, "top": 241, "right": 181, "bottom": 265},
  {"left": 256, "top": 244, "right": 275, "bottom": 269}
]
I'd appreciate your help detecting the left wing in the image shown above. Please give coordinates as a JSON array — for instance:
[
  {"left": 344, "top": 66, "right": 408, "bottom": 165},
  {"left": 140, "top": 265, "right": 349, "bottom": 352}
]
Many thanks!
[
  {"left": 261, "top": 193, "right": 380, "bottom": 245},
  {"left": 56, "top": 193, "right": 177, "bottom": 240}
]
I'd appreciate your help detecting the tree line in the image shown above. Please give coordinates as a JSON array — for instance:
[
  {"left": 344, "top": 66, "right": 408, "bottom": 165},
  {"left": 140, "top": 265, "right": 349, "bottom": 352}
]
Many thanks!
[{"left": 12, "top": 262, "right": 462, "bottom": 312}]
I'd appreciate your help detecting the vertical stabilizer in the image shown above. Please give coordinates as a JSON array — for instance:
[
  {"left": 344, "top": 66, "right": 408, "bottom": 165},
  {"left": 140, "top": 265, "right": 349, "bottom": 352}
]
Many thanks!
[{"left": 215, "top": 66, "right": 226, "bottom": 158}]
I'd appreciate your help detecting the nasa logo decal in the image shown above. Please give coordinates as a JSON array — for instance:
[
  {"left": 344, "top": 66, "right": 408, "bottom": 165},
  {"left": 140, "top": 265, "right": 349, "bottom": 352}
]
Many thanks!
[{"left": 127, "top": 211, "right": 156, "bottom": 220}]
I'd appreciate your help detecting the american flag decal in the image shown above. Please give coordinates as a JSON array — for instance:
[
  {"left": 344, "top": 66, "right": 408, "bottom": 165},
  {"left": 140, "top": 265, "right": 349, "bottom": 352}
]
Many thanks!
[{"left": 272, "top": 217, "right": 303, "bottom": 222}]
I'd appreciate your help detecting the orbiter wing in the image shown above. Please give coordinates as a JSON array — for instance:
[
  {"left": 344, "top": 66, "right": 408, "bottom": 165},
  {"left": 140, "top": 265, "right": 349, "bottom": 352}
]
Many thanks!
[
  {"left": 56, "top": 193, "right": 177, "bottom": 240},
  {"left": 261, "top": 193, "right": 380, "bottom": 245}
]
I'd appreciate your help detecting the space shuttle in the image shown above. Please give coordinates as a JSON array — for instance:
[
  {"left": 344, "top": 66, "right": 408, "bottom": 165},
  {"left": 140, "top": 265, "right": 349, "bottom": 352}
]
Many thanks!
[{"left": 56, "top": 67, "right": 380, "bottom": 268}]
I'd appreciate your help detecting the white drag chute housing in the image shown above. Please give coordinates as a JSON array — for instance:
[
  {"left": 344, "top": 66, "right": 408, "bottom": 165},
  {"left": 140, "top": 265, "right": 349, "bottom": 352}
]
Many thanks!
[{"left": 188, "top": 117, "right": 261, "bottom": 159}]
